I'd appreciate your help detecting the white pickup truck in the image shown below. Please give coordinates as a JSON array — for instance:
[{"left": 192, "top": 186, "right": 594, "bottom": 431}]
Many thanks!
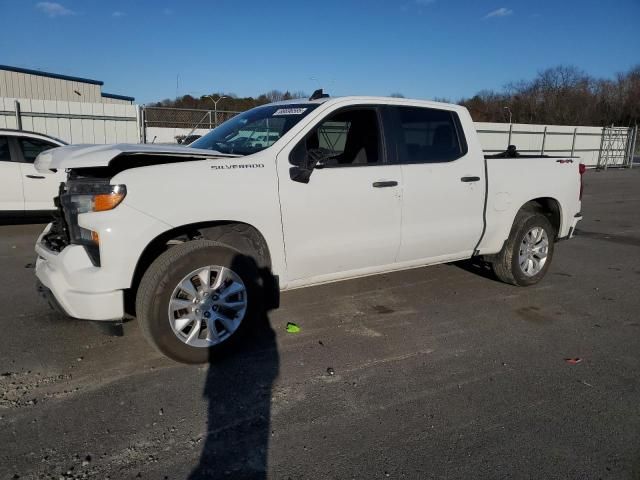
[{"left": 34, "top": 93, "right": 584, "bottom": 363}]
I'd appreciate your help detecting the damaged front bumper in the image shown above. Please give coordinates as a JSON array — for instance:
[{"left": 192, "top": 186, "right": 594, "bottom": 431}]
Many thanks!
[{"left": 35, "top": 225, "right": 125, "bottom": 321}]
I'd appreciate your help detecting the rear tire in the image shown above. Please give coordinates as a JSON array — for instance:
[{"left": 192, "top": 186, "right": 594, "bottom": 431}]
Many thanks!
[
  {"left": 135, "top": 240, "right": 262, "bottom": 364},
  {"left": 489, "top": 211, "right": 555, "bottom": 286}
]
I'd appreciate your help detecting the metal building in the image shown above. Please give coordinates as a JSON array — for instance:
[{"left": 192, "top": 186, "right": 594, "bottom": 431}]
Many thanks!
[{"left": 0, "top": 64, "right": 134, "bottom": 105}]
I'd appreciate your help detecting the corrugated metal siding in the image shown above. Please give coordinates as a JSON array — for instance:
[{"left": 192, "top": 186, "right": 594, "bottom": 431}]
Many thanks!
[
  {"left": 0, "top": 70, "right": 133, "bottom": 104},
  {"left": 0, "top": 70, "right": 103, "bottom": 102}
]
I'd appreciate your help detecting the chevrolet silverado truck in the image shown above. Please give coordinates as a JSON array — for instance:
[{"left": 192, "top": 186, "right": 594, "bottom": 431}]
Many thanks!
[{"left": 34, "top": 93, "right": 584, "bottom": 363}]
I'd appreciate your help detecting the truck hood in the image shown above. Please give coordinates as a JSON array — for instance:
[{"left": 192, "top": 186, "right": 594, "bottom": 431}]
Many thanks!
[{"left": 34, "top": 143, "right": 237, "bottom": 173}]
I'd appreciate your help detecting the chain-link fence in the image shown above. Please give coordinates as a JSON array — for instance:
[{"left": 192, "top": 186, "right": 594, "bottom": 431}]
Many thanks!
[{"left": 141, "top": 106, "right": 242, "bottom": 144}]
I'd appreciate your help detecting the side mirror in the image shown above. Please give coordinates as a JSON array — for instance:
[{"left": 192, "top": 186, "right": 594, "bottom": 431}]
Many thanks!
[
  {"left": 289, "top": 142, "right": 313, "bottom": 183},
  {"left": 288, "top": 143, "right": 338, "bottom": 183}
]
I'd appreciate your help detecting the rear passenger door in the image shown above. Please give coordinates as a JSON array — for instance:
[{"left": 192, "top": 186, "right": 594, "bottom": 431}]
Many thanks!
[
  {"left": 0, "top": 136, "right": 24, "bottom": 213},
  {"left": 15, "top": 137, "right": 63, "bottom": 211},
  {"left": 387, "top": 106, "right": 485, "bottom": 262}
]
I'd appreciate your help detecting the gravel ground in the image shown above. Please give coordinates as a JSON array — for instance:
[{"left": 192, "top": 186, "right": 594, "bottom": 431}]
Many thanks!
[{"left": 0, "top": 168, "right": 639, "bottom": 480}]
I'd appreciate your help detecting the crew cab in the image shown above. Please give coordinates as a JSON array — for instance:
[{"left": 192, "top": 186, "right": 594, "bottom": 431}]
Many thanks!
[
  {"left": 0, "top": 129, "right": 66, "bottom": 216},
  {"left": 33, "top": 94, "right": 584, "bottom": 363}
]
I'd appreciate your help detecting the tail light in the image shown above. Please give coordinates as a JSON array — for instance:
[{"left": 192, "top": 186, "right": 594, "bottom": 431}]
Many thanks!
[{"left": 579, "top": 163, "right": 586, "bottom": 200}]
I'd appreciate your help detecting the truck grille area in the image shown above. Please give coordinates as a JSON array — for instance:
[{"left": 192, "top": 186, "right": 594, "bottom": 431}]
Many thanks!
[{"left": 42, "top": 183, "right": 70, "bottom": 253}]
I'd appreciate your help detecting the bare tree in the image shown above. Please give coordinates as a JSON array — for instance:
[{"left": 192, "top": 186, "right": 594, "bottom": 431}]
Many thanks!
[{"left": 459, "top": 64, "right": 640, "bottom": 126}]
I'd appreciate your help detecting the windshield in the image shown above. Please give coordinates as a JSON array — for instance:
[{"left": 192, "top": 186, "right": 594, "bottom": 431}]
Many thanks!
[{"left": 190, "top": 103, "right": 319, "bottom": 155}]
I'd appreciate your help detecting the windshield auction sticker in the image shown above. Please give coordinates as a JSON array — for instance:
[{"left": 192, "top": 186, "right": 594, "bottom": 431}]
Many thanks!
[{"left": 273, "top": 108, "right": 308, "bottom": 115}]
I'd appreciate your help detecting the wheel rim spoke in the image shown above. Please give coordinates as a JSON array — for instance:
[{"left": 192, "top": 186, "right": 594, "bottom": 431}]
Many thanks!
[
  {"left": 185, "top": 319, "right": 202, "bottom": 345},
  {"left": 205, "top": 318, "right": 219, "bottom": 342},
  {"left": 179, "top": 279, "right": 198, "bottom": 299},
  {"left": 217, "top": 314, "right": 236, "bottom": 333},
  {"left": 533, "top": 249, "right": 547, "bottom": 260},
  {"left": 197, "top": 267, "right": 211, "bottom": 291},
  {"left": 221, "top": 299, "right": 245, "bottom": 310},
  {"left": 212, "top": 266, "right": 228, "bottom": 290},
  {"left": 170, "top": 298, "right": 193, "bottom": 311},
  {"left": 173, "top": 314, "right": 194, "bottom": 332},
  {"left": 223, "top": 281, "right": 245, "bottom": 298}
]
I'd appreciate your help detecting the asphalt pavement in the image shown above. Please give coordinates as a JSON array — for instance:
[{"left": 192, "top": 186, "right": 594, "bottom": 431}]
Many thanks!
[{"left": 1, "top": 169, "right": 639, "bottom": 480}]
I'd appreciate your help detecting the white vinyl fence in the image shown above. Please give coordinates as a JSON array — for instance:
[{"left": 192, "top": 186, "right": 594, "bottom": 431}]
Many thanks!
[
  {"left": 475, "top": 122, "right": 614, "bottom": 167},
  {"left": 0, "top": 97, "right": 140, "bottom": 144},
  {"left": 146, "top": 121, "right": 634, "bottom": 168},
  {"left": 2, "top": 97, "right": 635, "bottom": 169}
]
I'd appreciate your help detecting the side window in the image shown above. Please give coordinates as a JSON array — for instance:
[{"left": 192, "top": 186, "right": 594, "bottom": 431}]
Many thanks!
[
  {"left": 393, "top": 107, "right": 466, "bottom": 163},
  {"left": 17, "top": 138, "right": 57, "bottom": 163},
  {"left": 0, "top": 137, "right": 10, "bottom": 162},
  {"left": 291, "top": 108, "right": 382, "bottom": 167}
]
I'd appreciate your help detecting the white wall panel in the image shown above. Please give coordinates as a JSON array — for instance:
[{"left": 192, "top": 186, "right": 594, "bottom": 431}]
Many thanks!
[
  {"left": 0, "top": 97, "right": 138, "bottom": 144},
  {"left": 92, "top": 103, "right": 106, "bottom": 144},
  {"left": 0, "top": 97, "right": 628, "bottom": 167}
]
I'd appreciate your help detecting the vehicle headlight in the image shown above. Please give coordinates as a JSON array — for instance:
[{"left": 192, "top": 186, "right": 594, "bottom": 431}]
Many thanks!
[
  {"left": 63, "top": 183, "right": 127, "bottom": 214},
  {"left": 59, "top": 183, "right": 126, "bottom": 266}
]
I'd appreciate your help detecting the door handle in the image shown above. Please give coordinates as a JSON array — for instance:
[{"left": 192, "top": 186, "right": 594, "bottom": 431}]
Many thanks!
[
  {"left": 26, "top": 175, "right": 46, "bottom": 179},
  {"left": 460, "top": 176, "right": 480, "bottom": 182},
  {"left": 372, "top": 181, "right": 398, "bottom": 188}
]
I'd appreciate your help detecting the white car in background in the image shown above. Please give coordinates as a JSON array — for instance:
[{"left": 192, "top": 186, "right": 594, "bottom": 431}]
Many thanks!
[{"left": 0, "top": 129, "right": 67, "bottom": 217}]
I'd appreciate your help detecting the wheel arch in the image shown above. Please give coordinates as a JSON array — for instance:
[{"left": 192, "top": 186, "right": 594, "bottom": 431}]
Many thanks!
[
  {"left": 517, "top": 197, "right": 562, "bottom": 237},
  {"left": 124, "top": 220, "right": 273, "bottom": 316}
]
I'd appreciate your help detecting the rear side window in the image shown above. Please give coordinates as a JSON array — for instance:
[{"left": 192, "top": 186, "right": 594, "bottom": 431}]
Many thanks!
[
  {"left": 17, "top": 138, "right": 57, "bottom": 163},
  {"left": 392, "top": 106, "right": 466, "bottom": 163},
  {"left": 0, "top": 137, "right": 10, "bottom": 162}
]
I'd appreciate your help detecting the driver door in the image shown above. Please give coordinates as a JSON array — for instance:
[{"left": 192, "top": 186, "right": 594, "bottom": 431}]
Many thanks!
[{"left": 276, "top": 106, "right": 402, "bottom": 284}]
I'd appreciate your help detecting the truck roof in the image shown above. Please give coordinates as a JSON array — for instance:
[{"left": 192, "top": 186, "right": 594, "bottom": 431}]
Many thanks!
[{"left": 270, "top": 96, "right": 464, "bottom": 112}]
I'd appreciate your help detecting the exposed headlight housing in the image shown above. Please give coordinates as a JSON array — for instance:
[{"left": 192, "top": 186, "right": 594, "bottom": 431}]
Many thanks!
[{"left": 60, "top": 183, "right": 126, "bottom": 266}]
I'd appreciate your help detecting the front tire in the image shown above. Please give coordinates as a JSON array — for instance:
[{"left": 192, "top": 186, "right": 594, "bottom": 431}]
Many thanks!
[
  {"left": 489, "top": 211, "right": 555, "bottom": 286},
  {"left": 135, "top": 240, "right": 261, "bottom": 363}
]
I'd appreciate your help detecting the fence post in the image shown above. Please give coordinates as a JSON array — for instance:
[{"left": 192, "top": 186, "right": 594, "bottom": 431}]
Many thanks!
[
  {"left": 507, "top": 123, "right": 513, "bottom": 148},
  {"left": 628, "top": 125, "right": 637, "bottom": 169},
  {"left": 540, "top": 126, "right": 547, "bottom": 155},
  {"left": 208, "top": 111, "right": 212, "bottom": 129},
  {"left": 139, "top": 106, "right": 147, "bottom": 144},
  {"left": 14, "top": 100, "right": 22, "bottom": 130},
  {"left": 570, "top": 127, "right": 577, "bottom": 157},
  {"left": 624, "top": 126, "right": 632, "bottom": 168},
  {"left": 597, "top": 126, "right": 606, "bottom": 169}
]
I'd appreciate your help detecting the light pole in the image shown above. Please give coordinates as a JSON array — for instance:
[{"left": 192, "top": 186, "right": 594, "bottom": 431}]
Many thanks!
[{"left": 202, "top": 95, "right": 228, "bottom": 127}]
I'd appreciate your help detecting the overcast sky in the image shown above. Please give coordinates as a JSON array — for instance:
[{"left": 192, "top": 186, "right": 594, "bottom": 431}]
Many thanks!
[{"left": 1, "top": 0, "right": 638, "bottom": 104}]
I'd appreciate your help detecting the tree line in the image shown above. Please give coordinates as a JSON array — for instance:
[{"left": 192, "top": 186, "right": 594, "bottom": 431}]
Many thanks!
[
  {"left": 459, "top": 65, "right": 640, "bottom": 127},
  {"left": 151, "top": 65, "right": 639, "bottom": 127},
  {"left": 150, "top": 90, "right": 306, "bottom": 112}
]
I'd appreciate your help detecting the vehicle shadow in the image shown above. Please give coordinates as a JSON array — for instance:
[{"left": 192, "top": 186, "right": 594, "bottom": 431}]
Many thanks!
[
  {"left": 451, "top": 257, "right": 498, "bottom": 281},
  {"left": 188, "top": 257, "right": 280, "bottom": 480}
]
